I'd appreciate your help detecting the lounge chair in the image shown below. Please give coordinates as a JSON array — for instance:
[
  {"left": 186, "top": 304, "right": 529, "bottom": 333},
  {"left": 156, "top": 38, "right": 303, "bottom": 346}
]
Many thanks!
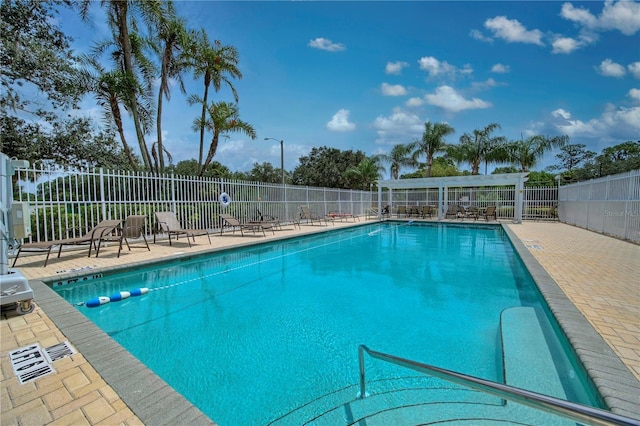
[
  {"left": 421, "top": 205, "right": 433, "bottom": 218},
  {"left": 396, "top": 206, "right": 408, "bottom": 218},
  {"left": 220, "top": 213, "right": 272, "bottom": 236},
  {"left": 11, "top": 219, "right": 122, "bottom": 267},
  {"left": 326, "top": 212, "right": 359, "bottom": 222},
  {"left": 115, "top": 215, "right": 150, "bottom": 257},
  {"left": 256, "top": 209, "right": 283, "bottom": 230},
  {"left": 299, "top": 206, "right": 327, "bottom": 226},
  {"left": 154, "top": 211, "right": 211, "bottom": 246},
  {"left": 445, "top": 204, "right": 458, "bottom": 219},
  {"left": 481, "top": 206, "right": 497, "bottom": 221},
  {"left": 461, "top": 206, "right": 478, "bottom": 221}
]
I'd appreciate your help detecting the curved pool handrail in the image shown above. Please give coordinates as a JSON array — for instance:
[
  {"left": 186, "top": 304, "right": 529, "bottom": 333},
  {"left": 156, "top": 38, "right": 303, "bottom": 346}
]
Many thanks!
[{"left": 358, "top": 345, "right": 639, "bottom": 426}]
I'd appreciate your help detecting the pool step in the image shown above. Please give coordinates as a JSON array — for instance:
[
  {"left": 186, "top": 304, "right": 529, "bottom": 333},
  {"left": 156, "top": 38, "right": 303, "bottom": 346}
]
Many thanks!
[
  {"left": 500, "top": 307, "right": 568, "bottom": 399},
  {"left": 269, "top": 307, "right": 577, "bottom": 425}
]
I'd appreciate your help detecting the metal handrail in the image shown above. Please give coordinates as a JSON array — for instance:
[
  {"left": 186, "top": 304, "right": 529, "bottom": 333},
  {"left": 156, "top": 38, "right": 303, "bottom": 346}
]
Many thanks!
[{"left": 358, "top": 345, "right": 640, "bottom": 426}]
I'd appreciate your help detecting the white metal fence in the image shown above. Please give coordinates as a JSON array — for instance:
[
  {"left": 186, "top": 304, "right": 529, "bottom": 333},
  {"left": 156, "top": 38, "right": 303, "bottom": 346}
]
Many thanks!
[
  {"left": 14, "top": 166, "right": 373, "bottom": 242},
  {"left": 559, "top": 169, "right": 640, "bottom": 243},
  {"left": 12, "top": 165, "right": 571, "bottom": 243}
]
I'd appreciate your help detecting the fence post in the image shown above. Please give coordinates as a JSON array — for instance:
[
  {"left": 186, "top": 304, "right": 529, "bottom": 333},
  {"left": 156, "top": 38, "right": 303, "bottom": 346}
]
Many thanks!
[
  {"left": 171, "top": 172, "right": 177, "bottom": 213},
  {"left": 99, "top": 168, "right": 107, "bottom": 220}
]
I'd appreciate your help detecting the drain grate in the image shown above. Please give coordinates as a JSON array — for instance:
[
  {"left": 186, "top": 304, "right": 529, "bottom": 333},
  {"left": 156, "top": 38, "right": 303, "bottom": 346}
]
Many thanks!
[
  {"left": 44, "top": 341, "right": 76, "bottom": 363},
  {"left": 9, "top": 341, "right": 77, "bottom": 384},
  {"left": 9, "top": 344, "right": 55, "bottom": 384}
]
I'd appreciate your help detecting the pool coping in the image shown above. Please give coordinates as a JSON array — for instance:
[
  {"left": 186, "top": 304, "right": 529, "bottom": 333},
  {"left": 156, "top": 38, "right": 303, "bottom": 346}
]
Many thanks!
[
  {"left": 503, "top": 225, "right": 640, "bottom": 419},
  {"left": 25, "top": 221, "right": 640, "bottom": 424}
]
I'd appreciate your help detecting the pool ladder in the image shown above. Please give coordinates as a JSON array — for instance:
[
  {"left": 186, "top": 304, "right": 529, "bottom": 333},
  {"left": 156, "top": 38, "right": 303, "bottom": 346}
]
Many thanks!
[{"left": 358, "top": 345, "right": 639, "bottom": 426}]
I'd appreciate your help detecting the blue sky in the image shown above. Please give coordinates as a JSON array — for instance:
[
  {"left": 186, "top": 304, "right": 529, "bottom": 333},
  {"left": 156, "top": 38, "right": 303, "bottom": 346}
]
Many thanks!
[{"left": 60, "top": 1, "right": 640, "bottom": 177}]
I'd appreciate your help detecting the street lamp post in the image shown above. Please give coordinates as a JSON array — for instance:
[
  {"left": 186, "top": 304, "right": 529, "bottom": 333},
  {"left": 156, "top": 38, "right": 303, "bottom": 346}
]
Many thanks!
[
  {"left": 264, "top": 137, "right": 286, "bottom": 219},
  {"left": 264, "top": 137, "right": 284, "bottom": 186}
]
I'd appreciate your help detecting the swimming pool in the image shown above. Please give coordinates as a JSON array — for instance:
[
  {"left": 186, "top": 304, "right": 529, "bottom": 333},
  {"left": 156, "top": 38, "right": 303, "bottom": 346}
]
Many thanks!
[{"left": 53, "top": 222, "right": 603, "bottom": 425}]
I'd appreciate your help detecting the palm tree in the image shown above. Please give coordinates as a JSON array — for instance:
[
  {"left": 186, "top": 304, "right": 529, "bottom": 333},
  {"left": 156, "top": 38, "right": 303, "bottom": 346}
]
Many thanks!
[
  {"left": 80, "top": 0, "right": 165, "bottom": 170},
  {"left": 82, "top": 61, "right": 137, "bottom": 168},
  {"left": 153, "top": 7, "right": 190, "bottom": 172},
  {"left": 344, "top": 157, "right": 384, "bottom": 190},
  {"left": 190, "top": 30, "right": 242, "bottom": 168},
  {"left": 448, "top": 123, "right": 505, "bottom": 175},
  {"left": 376, "top": 144, "right": 416, "bottom": 179},
  {"left": 410, "top": 121, "right": 455, "bottom": 177},
  {"left": 505, "top": 134, "right": 569, "bottom": 172},
  {"left": 194, "top": 101, "right": 256, "bottom": 176}
]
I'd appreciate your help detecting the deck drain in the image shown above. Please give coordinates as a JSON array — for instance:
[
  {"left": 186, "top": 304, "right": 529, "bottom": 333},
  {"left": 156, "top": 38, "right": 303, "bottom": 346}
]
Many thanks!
[
  {"left": 9, "top": 341, "right": 76, "bottom": 384},
  {"left": 10, "top": 344, "right": 55, "bottom": 384},
  {"left": 44, "top": 341, "right": 76, "bottom": 362}
]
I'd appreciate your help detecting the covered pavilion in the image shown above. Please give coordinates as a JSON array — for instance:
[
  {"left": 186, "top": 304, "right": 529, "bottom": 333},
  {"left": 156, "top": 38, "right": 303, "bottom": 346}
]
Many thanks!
[{"left": 376, "top": 172, "right": 530, "bottom": 223}]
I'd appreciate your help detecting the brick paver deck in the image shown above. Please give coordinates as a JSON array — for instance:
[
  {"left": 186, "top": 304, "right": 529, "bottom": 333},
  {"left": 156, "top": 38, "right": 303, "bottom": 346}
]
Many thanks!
[{"left": 2, "top": 219, "right": 639, "bottom": 424}]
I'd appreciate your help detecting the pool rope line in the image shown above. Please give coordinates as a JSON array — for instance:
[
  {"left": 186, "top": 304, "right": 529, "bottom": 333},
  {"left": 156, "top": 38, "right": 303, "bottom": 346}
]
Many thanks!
[{"left": 78, "top": 226, "right": 383, "bottom": 308}]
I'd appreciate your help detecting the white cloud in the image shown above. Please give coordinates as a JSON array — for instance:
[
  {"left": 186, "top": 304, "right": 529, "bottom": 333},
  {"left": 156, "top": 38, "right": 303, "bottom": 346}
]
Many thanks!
[
  {"left": 372, "top": 107, "right": 424, "bottom": 143},
  {"left": 406, "top": 97, "right": 424, "bottom": 107},
  {"left": 425, "top": 86, "right": 492, "bottom": 112},
  {"left": 597, "top": 59, "right": 627, "bottom": 77},
  {"left": 381, "top": 82, "right": 407, "bottom": 96},
  {"left": 629, "top": 88, "right": 640, "bottom": 103},
  {"left": 491, "top": 63, "right": 510, "bottom": 73},
  {"left": 472, "top": 78, "right": 503, "bottom": 90},
  {"left": 385, "top": 61, "right": 409, "bottom": 75},
  {"left": 308, "top": 37, "right": 345, "bottom": 52},
  {"left": 550, "top": 105, "right": 640, "bottom": 139},
  {"left": 418, "top": 56, "right": 459, "bottom": 79},
  {"left": 551, "top": 37, "right": 581, "bottom": 54},
  {"left": 628, "top": 62, "right": 640, "bottom": 79},
  {"left": 469, "top": 29, "right": 493, "bottom": 43},
  {"left": 484, "top": 16, "right": 544, "bottom": 45},
  {"left": 326, "top": 109, "right": 355, "bottom": 131},
  {"left": 561, "top": 1, "right": 640, "bottom": 36}
]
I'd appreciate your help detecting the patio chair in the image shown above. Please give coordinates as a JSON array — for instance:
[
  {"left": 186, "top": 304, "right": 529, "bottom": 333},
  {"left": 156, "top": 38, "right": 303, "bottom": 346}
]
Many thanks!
[
  {"left": 154, "top": 211, "right": 211, "bottom": 247},
  {"left": 11, "top": 219, "right": 122, "bottom": 267},
  {"left": 396, "top": 206, "right": 408, "bottom": 218},
  {"left": 220, "top": 213, "right": 272, "bottom": 236},
  {"left": 115, "top": 215, "right": 150, "bottom": 257},
  {"left": 256, "top": 209, "right": 283, "bottom": 230},
  {"left": 461, "top": 206, "right": 479, "bottom": 221},
  {"left": 481, "top": 206, "right": 497, "bottom": 221},
  {"left": 421, "top": 205, "right": 433, "bottom": 219},
  {"left": 299, "top": 206, "right": 327, "bottom": 226},
  {"left": 445, "top": 204, "right": 458, "bottom": 219}
]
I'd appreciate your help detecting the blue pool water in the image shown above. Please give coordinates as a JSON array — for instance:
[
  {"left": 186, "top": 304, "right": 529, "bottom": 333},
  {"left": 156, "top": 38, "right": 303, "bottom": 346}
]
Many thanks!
[{"left": 54, "top": 222, "right": 601, "bottom": 425}]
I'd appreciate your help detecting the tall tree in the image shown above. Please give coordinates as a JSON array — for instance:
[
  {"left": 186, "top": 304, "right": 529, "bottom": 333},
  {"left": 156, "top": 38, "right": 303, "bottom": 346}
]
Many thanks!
[
  {"left": 152, "top": 6, "right": 190, "bottom": 172},
  {"left": 376, "top": 144, "right": 416, "bottom": 179},
  {"left": 547, "top": 143, "right": 596, "bottom": 172},
  {"left": 1, "top": 114, "right": 132, "bottom": 170},
  {"left": 1, "top": 0, "right": 86, "bottom": 118},
  {"left": 344, "top": 157, "right": 384, "bottom": 190},
  {"left": 194, "top": 101, "right": 256, "bottom": 176},
  {"left": 190, "top": 30, "right": 242, "bottom": 168},
  {"left": 410, "top": 121, "right": 455, "bottom": 177},
  {"left": 448, "top": 123, "right": 505, "bottom": 175},
  {"left": 291, "top": 147, "right": 367, "bottom": 188},
  {"left": 81, "top": 0, "right": 165, "bottom": 170},
  {"left": 81, "top": 56, "right": 139, "bottom": 168},
  {"left": 504, "top": 134, "right": 568, "bottom": 172}
]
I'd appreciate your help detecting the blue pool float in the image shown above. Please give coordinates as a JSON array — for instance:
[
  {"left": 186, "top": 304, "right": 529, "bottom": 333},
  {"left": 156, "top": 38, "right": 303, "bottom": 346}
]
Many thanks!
[
  {"left": 86, "top": 296, "right": 110, "bottom": 308},
  {"left": 109, "top": 291, "right": 131, "bottom": 302},
  {"left": 130, "top": 288, "right": 149, "bottom": 297}
]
